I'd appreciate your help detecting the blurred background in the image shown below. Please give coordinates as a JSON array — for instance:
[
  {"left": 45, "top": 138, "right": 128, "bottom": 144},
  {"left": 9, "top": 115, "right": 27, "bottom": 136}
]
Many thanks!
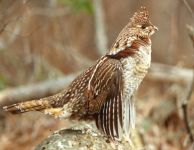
[{"left": 0, "top": 0, "right": 194, "bottom": 149}]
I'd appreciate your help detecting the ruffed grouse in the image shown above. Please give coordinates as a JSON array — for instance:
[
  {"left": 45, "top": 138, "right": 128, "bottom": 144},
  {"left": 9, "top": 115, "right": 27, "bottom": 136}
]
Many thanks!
[{"left": 3, "top": 7, "right": 157, "bottom": 140}]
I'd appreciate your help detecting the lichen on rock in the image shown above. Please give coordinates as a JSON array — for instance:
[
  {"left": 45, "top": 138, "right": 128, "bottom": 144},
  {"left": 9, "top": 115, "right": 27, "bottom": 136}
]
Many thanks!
[{"left": 35, "top": 127, "right": 141, "bottom": 150}]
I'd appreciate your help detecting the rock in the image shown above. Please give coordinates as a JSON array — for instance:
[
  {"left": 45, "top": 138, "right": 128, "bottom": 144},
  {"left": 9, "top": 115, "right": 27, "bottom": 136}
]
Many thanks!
[
  {"left": 35, "top": 127, "right": 142, "bottom": 150},
  {"left": 35, "top": 124, "right": 142, "bottom": 150}
]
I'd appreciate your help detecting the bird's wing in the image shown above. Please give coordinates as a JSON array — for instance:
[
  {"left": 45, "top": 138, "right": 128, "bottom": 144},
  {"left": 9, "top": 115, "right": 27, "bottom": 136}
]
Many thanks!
[{"left": 84, "top": 56, "right": 124, "bottom": 139}]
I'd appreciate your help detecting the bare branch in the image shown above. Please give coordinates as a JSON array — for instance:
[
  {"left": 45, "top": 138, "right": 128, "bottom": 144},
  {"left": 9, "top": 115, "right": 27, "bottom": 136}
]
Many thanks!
[
  {"left": 93, "top": 0, "right": 108, "bottom": 55},
  {"left": 149, "top": 63, "right": 192, "bottom": 84},
  {"left": 0, "top": 73, "right": 77, "bottom": 107},
  {"left": 181, "top": 0, "right": 194, "bottom": 20},
  {"left": 168, "top": 1, "right": 181, "bottom": 63},
  {"left": 0, "top": 63, "right": 193, "bottom": 107},
  {"left": 180, "top": 25, "right": 194, "bottom": 143}
]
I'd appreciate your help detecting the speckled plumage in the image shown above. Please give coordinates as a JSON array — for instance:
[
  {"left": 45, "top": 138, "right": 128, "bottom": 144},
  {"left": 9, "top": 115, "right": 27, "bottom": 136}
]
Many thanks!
[{"left": 3, "top": 7, "right": 157, "bottom": 140}]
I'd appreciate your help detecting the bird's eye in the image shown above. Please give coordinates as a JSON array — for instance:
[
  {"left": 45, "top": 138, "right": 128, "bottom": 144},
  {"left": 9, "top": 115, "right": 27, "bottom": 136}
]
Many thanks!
[{"left": 141, "top": 24, "right": 147, "bottom": 29}]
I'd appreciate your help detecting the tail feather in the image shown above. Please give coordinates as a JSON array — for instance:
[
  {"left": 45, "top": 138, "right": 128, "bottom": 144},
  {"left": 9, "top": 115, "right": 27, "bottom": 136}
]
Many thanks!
[{"left": 3, "top": 99, "right": 51, "bottom": 114}]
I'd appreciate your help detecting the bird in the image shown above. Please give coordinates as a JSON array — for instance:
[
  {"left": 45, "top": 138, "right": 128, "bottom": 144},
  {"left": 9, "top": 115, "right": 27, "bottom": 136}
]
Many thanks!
[{"left": 3, "top": 6, "right": 157, "bottom": 141}]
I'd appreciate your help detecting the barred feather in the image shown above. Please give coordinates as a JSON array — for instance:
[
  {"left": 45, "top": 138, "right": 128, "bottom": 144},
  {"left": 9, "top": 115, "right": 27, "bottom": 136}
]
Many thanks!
[
  {"left": 2, "top": 6, "right": 157, "bottom": 141},
  {"left": 3, "top": 99, "right": 51, "bottom": 114}
]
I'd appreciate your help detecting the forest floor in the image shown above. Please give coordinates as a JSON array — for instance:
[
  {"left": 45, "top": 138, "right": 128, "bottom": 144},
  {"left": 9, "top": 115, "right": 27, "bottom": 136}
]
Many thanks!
[{"left": 0, "top": 79, "right": 193, "bottom": 150}]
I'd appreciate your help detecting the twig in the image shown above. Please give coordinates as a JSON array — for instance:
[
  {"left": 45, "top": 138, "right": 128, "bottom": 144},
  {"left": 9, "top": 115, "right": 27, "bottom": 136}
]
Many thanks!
[
  {"left": 177, "top": 1, "right": 194, "bottom": 142},
  {"left": 181, "top": 25, "right": 194, "bottom": 142},
  {"left": 93, "top": 0, "right": 108, "bottom": 55},
  {"left": 181, "top": 0, "right": 194, "bottom": 20}
]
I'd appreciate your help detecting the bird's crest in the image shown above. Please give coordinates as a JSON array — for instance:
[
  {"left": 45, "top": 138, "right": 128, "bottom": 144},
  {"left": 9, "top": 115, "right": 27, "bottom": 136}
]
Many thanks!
[{"left": 130, "top": 6, "right": 150, "bottom": 26}]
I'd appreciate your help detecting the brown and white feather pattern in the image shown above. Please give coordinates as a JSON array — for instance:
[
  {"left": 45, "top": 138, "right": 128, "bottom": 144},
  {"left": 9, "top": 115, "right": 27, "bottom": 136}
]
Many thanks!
[
  {"left": 90, "top": 57, "right": 123, "bottom": 139},
  {"left": 106, "top": 34, "right": 151, "bottom": 139},
  {"left": 120, "top": 39, "right": 151, "bottom": 138},
  {"left": 3, "top": 6, "right": 157, "bottom": 141}
]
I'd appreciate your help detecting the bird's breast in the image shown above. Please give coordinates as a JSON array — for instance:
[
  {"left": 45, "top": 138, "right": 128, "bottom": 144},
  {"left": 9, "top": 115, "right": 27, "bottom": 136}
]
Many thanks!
[{"left": 121, "top": 45, "right": 151, "bottom": 97}]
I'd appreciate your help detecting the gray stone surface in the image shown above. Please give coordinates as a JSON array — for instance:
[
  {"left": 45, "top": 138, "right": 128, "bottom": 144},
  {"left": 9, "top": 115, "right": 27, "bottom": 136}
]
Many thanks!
[{"left": 35, "top": 128, "right": 139, "bottom": 150}]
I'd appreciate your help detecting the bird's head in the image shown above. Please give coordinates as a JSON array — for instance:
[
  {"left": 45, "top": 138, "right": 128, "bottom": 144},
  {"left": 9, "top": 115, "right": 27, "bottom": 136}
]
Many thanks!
[
  {"left": 129, "top": 6, "right": 158, "bottom": 37},
  {"left": 108, "top": 7, "right": 158, "bottom": 57}
]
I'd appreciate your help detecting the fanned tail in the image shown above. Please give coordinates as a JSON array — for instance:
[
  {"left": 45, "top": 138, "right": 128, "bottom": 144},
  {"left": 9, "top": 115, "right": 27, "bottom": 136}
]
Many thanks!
[{"left": 123, "top": 96, "right": 136, "bottom": 139}]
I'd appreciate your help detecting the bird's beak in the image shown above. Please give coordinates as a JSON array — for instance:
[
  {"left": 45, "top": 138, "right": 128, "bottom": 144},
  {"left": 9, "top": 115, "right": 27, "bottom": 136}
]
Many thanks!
[
  {"left": 153, "top": 26, "right": 158, "bottom": 32},
  {"left": 149, "top": 25, "right": 158, "bottom": 36}
]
